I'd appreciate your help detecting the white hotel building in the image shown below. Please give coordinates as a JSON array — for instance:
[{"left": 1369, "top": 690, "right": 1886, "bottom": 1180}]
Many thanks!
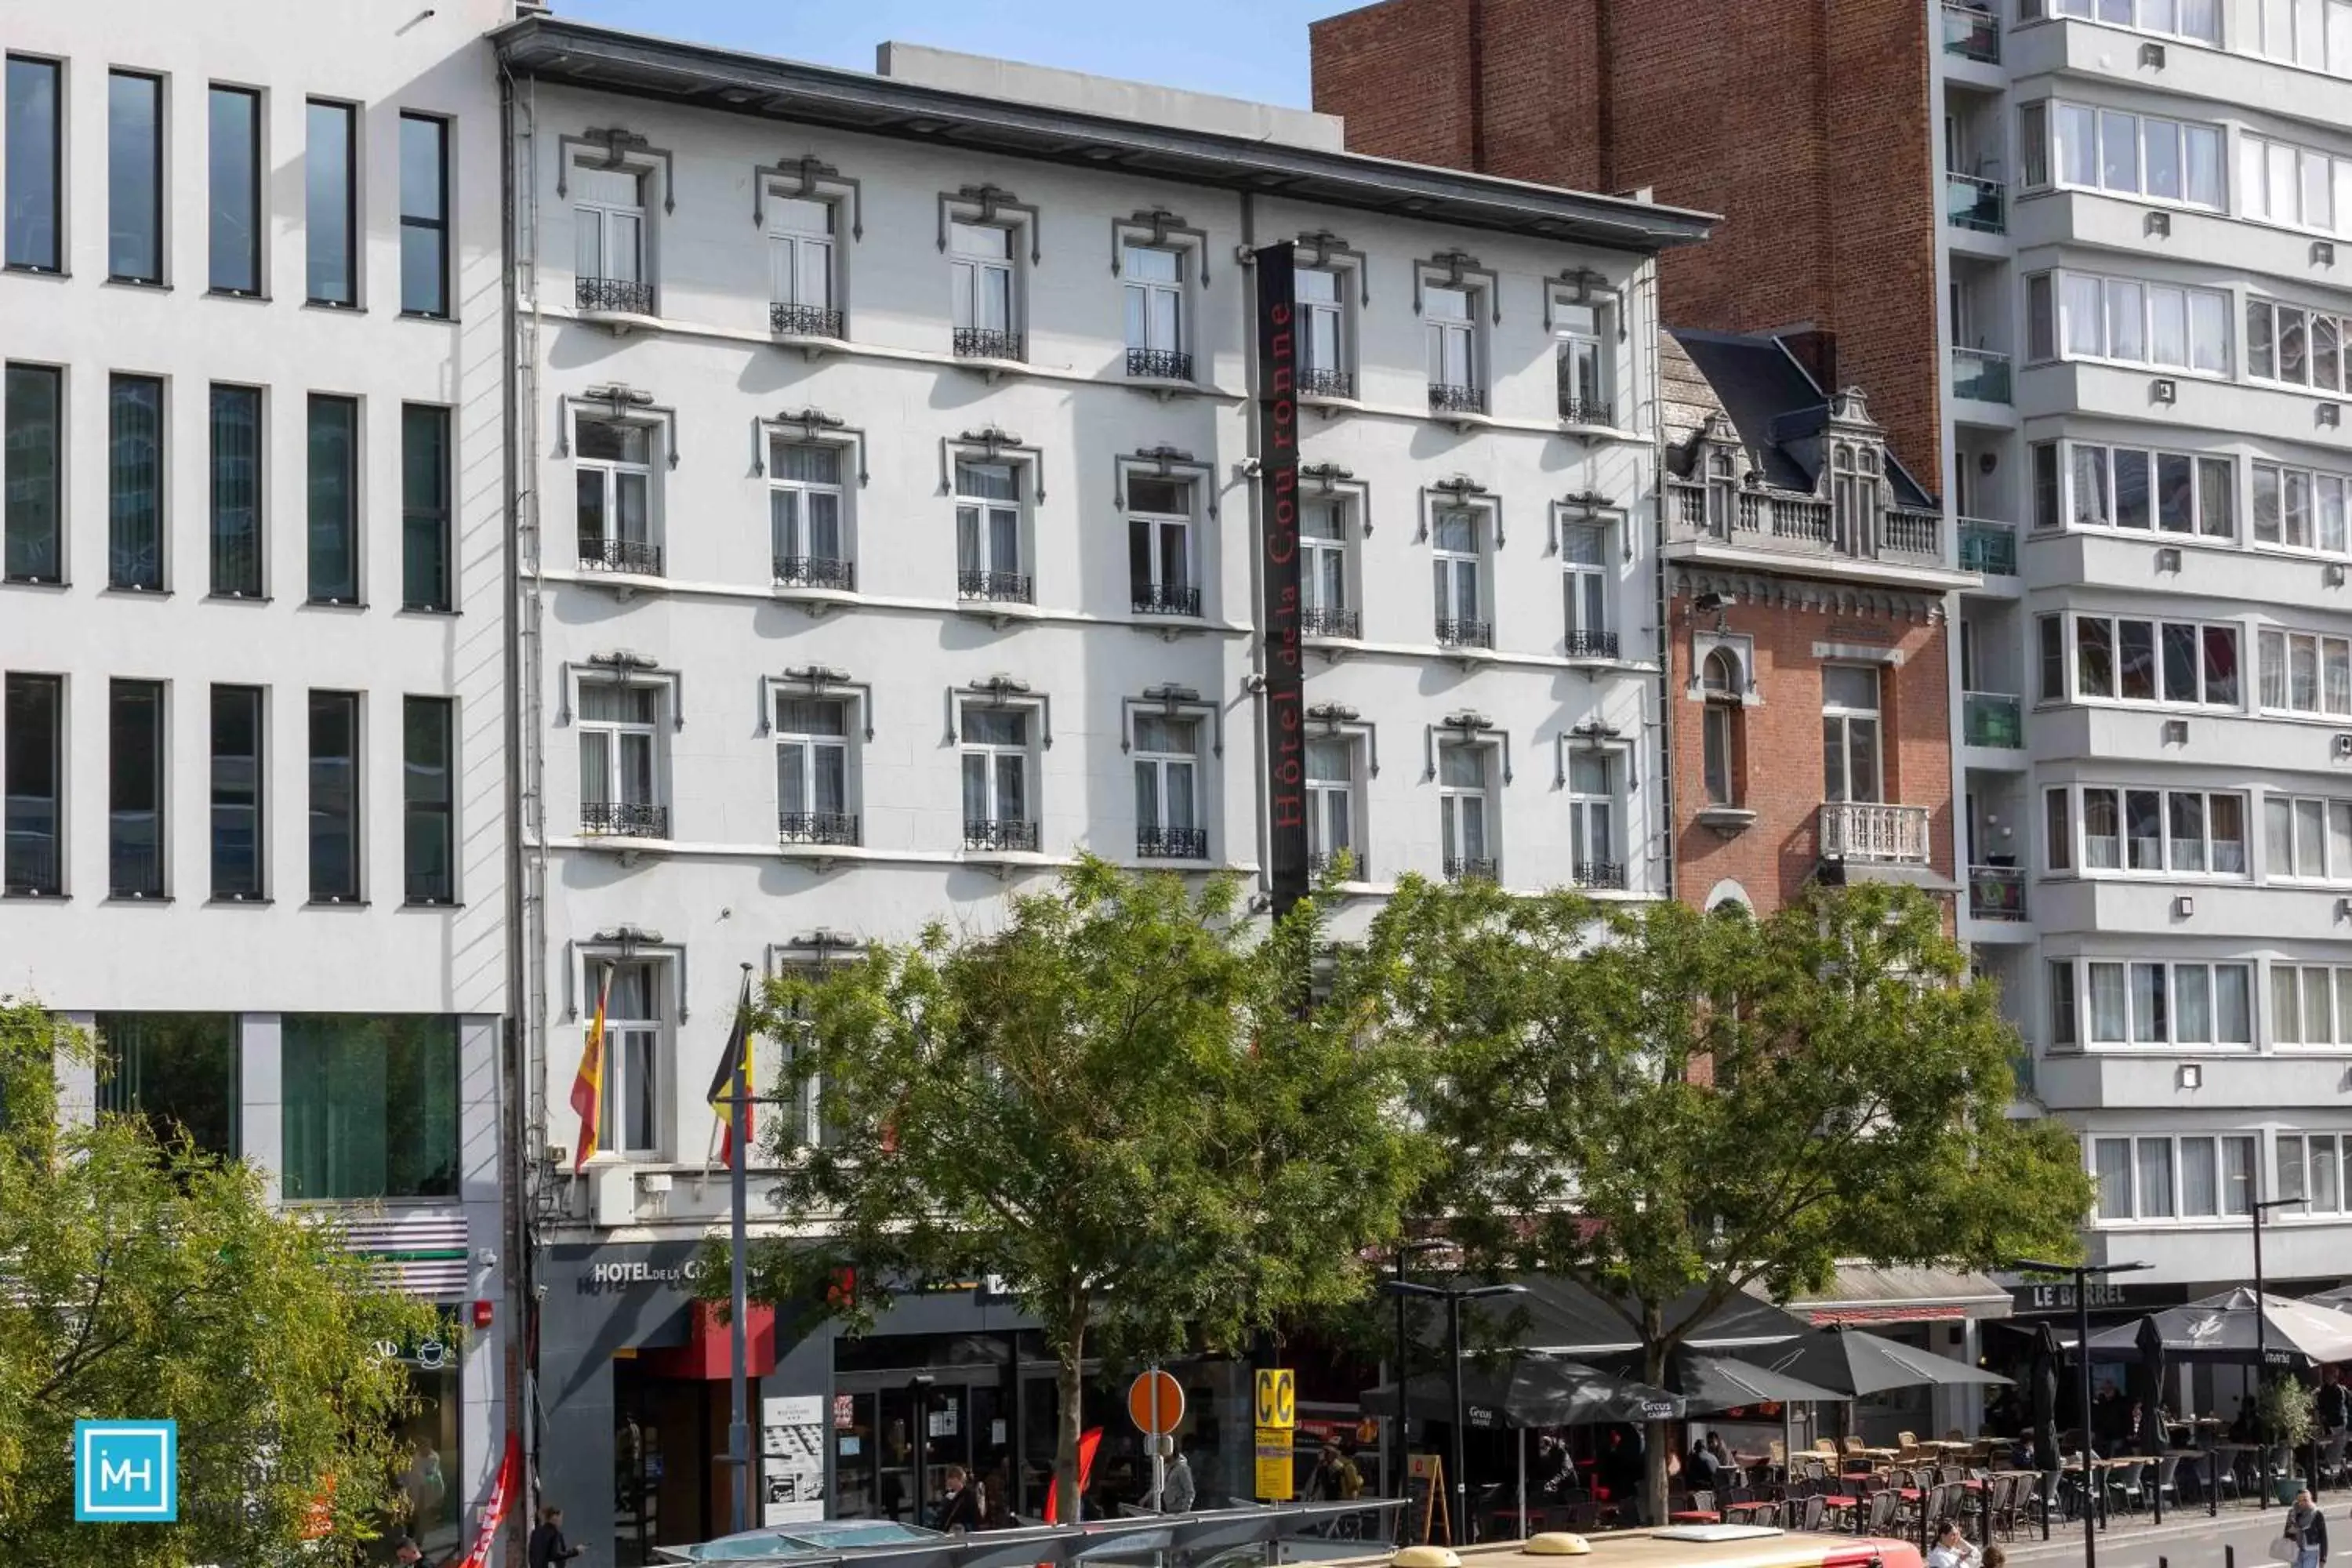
[
  {"left": 493, "top": 16, "right": 1704, "bottom": 1551},
  {"left": 0, "top": 0, "right": 512, "bottom": 1555}
]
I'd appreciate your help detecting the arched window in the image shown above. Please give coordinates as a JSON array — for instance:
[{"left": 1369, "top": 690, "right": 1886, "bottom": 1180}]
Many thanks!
[
  {"left": 1831, "top": 443, "right": 1860, "bottom": 552},
  {"left": 1701, "top": 647, "right": 1743, "bottom": 806}
]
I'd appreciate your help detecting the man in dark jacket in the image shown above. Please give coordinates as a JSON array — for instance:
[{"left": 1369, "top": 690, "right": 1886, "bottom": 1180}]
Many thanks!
[{"left": 528, "top": 1504, "right": 586, "bottom": 1568}]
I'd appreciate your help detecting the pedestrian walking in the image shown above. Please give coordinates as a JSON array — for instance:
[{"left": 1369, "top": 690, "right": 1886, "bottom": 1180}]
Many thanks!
[
  {"left": 935, "top": 1465, "right": 985, "bottom": 1531},
  {"left": 528, "top": 1504, "right": 586, "bottom": 1568},
  {"left": 2286, "top": 1488, "right": 2330, "bottom": 1568}
]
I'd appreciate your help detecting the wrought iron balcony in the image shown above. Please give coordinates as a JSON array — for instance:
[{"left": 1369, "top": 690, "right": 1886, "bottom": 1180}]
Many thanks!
[
  {"left": 1817, "top": 800, "right": 1931, "bottom": 864},
  {"left": 1302, "top": 607, "right": 1360, "bottom": 639},
  {"left": 580, "top": 537, "right": 664, "bottom": 576},
  {"left": 771, "top": 301, "right": 844, "bottom": 339},
  {"left": 775, "top": 555, "right": 856, "bottom": 591},
  {"left": 1126, "top": 347, "right": 1193, "bottom": 381},
  {"left": 1969, "top": 864, "right": 2027, "bottom": 921},
  {"left": 778, "top": 811, "right": 860, "bottom": 847},
  {"left": 1300, "top": 366, "right": 1355, "bottom": 400},
  {"left": 1958, "top": 519, "right": 2017, "bottom": 575},
  {"left": 3, "top": 825, "right": 60, "bottom": 896},
  {"left": 1428, "top": 383, "right": 1486, "bottom": 416},
  {"left": 1436, "top": 618, "right": 1494, "bottom": 650},
  {"left": 1940, "top": 1, "right": 1999, "bottom": 62},
  {"left": 953, "top": 327, "right": 1023, "bottom": 361},
  {"left": 958, "top": 569, "right": 1033, "bottom": 604},
  {"left": 108, "top": 818, "right": 162, "bottom": 899},
  {"left": 1137, "top": 826, "right": 1209, "bottom": 860},
  {"left": 1131, "top": 583, "right": 1201, "bottom": 617},
  {"left": 1558, "top": 394, "right": 1613, "bottom": 427},
  {"left": 1945, "top": 172, "right": 2006, "bottom": 235},
  {"left": 964, "top": 818, "right": 1039, "bottom": 852},
  {"left": 1573, "top": 861, "right": 1628, "bottom": 891},
  {"left": 1952, "top": 347, "right": 2013, "bottom": 404},
  {"left": 583, "top": 800, "right": 670, "bottom": 840},
  {"left": 1443, "top": 855, "right": 1497, "bottom": 884},
  {"left": 1566, "top": 629, "right": 1620, "bottom": 659},
  {"left": 577, "top": 276, "right": 655, "bottom": 316},
  {"left": 1963, "top": 691, "right": 2024, "bottom": 749}
]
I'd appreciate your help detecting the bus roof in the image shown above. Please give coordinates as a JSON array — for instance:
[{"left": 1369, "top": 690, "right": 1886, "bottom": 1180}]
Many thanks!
[{"left": 1327, "top": 1528, "right": 1925, "bottom": 1568}]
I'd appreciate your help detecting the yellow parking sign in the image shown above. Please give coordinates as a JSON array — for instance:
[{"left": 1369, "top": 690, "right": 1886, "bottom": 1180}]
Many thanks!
[
  {"left": 1254, "top": 1426, "right": 1295, "bottom": 1501},
  {"left": 1254, "top": 1367, "right": 1295, "bottom": 1429}
]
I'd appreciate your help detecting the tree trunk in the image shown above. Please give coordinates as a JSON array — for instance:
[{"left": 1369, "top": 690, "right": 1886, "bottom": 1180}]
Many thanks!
[
  {"left": 1055, "top": 1319, "right": 1086, "bottom": 1524},
  {"left": 1642, "top": 1307, "right": 1671, "bottom": 1527}
]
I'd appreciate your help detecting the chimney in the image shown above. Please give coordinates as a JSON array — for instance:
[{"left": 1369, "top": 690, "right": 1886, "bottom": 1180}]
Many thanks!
[{"left": 1777, "top": 326, "right": 1838, "bottom": 393}]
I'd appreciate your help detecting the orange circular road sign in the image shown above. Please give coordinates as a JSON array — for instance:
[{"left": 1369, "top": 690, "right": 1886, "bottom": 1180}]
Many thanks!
[{"left": 1127, "top": 1369, "right": 1185, "bottom": 1435}]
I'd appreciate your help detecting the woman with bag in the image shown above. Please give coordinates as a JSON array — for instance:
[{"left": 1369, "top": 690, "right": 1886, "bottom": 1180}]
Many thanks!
[{"left": 2281, "top": 1488, "right": 2329, "bottom": 1568}]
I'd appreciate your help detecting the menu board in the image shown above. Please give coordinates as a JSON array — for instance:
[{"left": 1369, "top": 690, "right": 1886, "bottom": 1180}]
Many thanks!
[{"left": 762, "top": 1395, "right": 827, "bottom": 1524}]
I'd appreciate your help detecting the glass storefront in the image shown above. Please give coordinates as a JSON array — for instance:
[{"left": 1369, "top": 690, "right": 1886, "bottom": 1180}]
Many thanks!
[
  {"left": 281, "top": 1014, "right": 459, "bottom": 1200},
  {"left": 93, "top": 1011, "right": 240, "bottom": 1158},
  {"left": 375, "top": 1330, "right": 463, "bottom": 1563}
]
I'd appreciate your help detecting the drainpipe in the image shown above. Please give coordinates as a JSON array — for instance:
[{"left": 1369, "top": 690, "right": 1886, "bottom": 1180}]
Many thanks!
[{"left": 1644, "top": 263, "right": 1675, "bottom": 902}]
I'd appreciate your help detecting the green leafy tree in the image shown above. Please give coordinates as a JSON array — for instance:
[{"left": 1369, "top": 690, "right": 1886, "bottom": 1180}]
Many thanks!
[
  {"left": 734, "top": 859, "right": 1436, "bottom": 1518},
  {"left": 1350, "top": 880, "right": 2093, "bottom": 1521},
  {"left": 0, "top": 998, "right": 440, "bottom": 1563}
]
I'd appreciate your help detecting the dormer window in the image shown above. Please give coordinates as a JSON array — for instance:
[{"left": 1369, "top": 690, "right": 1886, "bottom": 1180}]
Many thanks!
[
  {"left": 1705, "top": 449, "right": 1737, "bottom": 535},
  {"left": 1831, "top": 442, "right": 1882, "bottom": 554}
]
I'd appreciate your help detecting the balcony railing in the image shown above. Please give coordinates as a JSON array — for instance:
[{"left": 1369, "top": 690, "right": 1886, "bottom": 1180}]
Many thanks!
[
  {"left": 1444, "top": 855, "right": 1498, "bottom": 884},
  {"left": 1565, "top": 629, "right": 1621, "bottom": 659},
  {"left": 1131, "top": 583, "right": 1202, "bottom": 618},
  {"left": 583, "top": 800, "right": 670, "bottom": 840},
  {"left": 1559, "top": 394, "right": 1613, "bottom": 427},
  {"left": 1969, "top": 864, "right": 2027, "bottom": 921},
  {"left": 1126, "top": 347, "right": 1193, "bottom": 381},
  {"left": 953, "top": 327, "right": 1023, "bottom": 361},
  {"left": 1946, "top": 172, "right": 2006, "bottom": 235},
  {"left": 4, "top": 819, "right": 60, "bottom": 895},
  {"left": 1953, "top": 347, "right": 2013, "bottom": 404},
  {"left": 958, "top": 569, "right": 1033, "bottom": 604},
  {"left": 1573, "top": 861, "right": 1628, "bottom": 891},
  {"left": 1137, "top": 826, "right": 1209, "bottom": 860},
  {"left": 965, "top": 818, "right": 1039, "bottom": 853},
  {"left": 1941, "top": 1, "right": 2000, "bottom": 62},
  {"left": 775, "top": 554, "right": 855, "bottom": 591},
  {"left": 1963, "top": 691, "right": 2024, "bottom": 749},
  {"left": 1436, "top": 618, "right": 1494, "bottom": 649},
  {"left": 1818, "top": 800, "right": 1932, "bottom": 864},
  {"left": 577, "top": 276, "right": 655, "bottom": 316},
  {"left": 1958, "top": 518, "right": 2018, "bottom": 575},
  {"left": 1300, "top": 366, "right": 1355, "bottom": 400},
  {"left": 771, "top": 301, "right": 844, "bottom": 339},
  {"left": 778, "top": 811, "right": 860, "bottom": 847},
  {"left": 1428, "top": 383, "right": 1486, "bottom": 416},
  {"left": 108, "top": 817, "right": 163, "bottom": 898},
  {"left": 1302, "top": 606, "right": 1360, "bottom": 639},
  {"left": 580, "top": 537, "right": 664, "bottom": 576},
  {"left": 1664, "top": 480, "right": 1944, "bottom": 568}
]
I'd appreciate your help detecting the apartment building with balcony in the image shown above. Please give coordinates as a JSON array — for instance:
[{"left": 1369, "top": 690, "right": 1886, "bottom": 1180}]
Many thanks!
[
  {"left": 1312, "top": 0, "right": 2352, "bottom": 1318},
  {"left": 0, "top": 0, "right": 512, "bottom": 1555},
  {"left": 493, "top": 17, "right": 1704, "bottom": 1551}
]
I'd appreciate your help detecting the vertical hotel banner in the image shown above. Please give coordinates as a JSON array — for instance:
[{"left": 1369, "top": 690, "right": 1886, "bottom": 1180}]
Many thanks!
[{"left": 1254, "top": 241, "right": 1308, "bottom": 919}]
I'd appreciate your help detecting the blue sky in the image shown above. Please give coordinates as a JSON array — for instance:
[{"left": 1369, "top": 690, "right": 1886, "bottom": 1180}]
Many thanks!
[{"left": 551, "top": 0, "right": 1364, "bottom": 109}]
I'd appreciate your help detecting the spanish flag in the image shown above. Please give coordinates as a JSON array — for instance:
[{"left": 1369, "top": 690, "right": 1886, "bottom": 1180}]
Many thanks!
[
  {"left": 704, "top": 969, "right": 756, "bottom": 1171},
  {"left": 570, "top": 964, "right": 613, "bottom": 1171}
]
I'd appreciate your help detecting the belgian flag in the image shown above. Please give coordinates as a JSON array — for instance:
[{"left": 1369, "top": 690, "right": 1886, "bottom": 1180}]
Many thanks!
[{"left": 704, "top": 969, "right": 756, "bottom": 1171}]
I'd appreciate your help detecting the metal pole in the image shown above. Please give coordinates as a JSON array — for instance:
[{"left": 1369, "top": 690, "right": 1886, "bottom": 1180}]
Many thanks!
[
  {"left": 1395, "top": 1251, "right": 1411, "bottom": 1509},
  {"left": 729, "top": 965, "right": 754, "bottom": 1537},
  {"left": 2254, "top": 1207, "right": 2270, "bottom": 1510},
  {"left": 910, "top": 1377, "right": 931, "bottom": 1526},
  {"left": 2078, "top": 1269, "right": 2097, "bottom": 1568},
  {"left": 1516, "top": 1425, "right": 1526, "bottom": 1539},
  {"left": 1150, "top": 1363, "right": 1168, "bottom": 1513},
  {"left": 1008, "top": 1330, "right": 1028, "bottom": 1519},
  {"left": 1449, "top": 1295, "right": 1468, "bottom": 1547}
]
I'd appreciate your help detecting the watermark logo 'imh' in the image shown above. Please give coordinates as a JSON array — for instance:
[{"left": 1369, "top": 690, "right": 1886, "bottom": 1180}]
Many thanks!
[{"left": 74, "top": 1420, "right": 177, "bottom": 1522}]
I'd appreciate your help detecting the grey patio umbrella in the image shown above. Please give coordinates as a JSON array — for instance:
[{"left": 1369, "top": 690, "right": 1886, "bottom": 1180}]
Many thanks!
[
  {"left": 1741, "top": 1323, "right": 2015, "bottom": 1397},
  {"left": 2079, "top": 1288, "right": 2352, "bottom": 1368},
  {"left": 2031, "top": 1321, "right": 2062, "bottom": 1471},
  {"left": 1359, "top": 1357, "right": 1686, "bottom": 1430},
  {"left": 1603, "top": 1346, "right": 1849, "bottom": 1416}
]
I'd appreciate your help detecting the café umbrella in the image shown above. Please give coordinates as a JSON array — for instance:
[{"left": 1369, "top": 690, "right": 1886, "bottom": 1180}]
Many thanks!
[
  {"left": 2077, "top": 1287, "right": 2352, "bottom": 1368},
  {"left": 1742, "top": 1323, "right": 2015, "bottom": 1396}
]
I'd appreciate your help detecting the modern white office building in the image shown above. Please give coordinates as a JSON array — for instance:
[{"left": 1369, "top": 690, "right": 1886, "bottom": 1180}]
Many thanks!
[
  {"left": 492, "top": 16, "right": 1705, "bottom": 1553},
  {"left": 0, "top": 1, "right": 512, "bottom": 1554}
]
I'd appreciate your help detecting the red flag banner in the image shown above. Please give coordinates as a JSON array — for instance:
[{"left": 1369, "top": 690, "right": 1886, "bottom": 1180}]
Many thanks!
[
  {"left": 570, "top": 964, "right": 613, "bottom": 1170},
  {"left": 458, "top": 1432, "right": 521, "bottom": 1568}
]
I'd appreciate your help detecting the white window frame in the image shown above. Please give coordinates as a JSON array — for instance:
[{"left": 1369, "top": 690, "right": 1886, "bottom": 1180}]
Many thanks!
[
  {"left": 1122, "top": 243, "right": 1186, "bottom": 359},
  {"left": 1302, "top": 497, "right": 1354, "bottom": 630},
  {"left": 766, "top": 193, "right": 837, "bottom": 315},
  {"left": 768, "top": 440, "right": 850, "bottom": 584},
  {"left": 2253, "top": 460, "right": 2352, "bottom": 554},
  {"left": 1305, "top": 735, "right": 1360, "bottom": 877},
  {"left": 2044, "top": 267, "right": 2230, "bottom": 374},
  {"left": 2258, "top": 0, "right": 2352, "bottom": 74},
  {"left": 2247, "top": 296, "right": 2352, "bottom": 392},
  {"left": 2045, "top": 99, "right": 2225, "bottom": 209},
  {"left": 2241, "top": 131, "right": 2352, "bottom": 235},
  {"left": 2071, "top": 783, "right": 2249, "bottom": 877},
  {"left": 1566, "top": 747, "right": 1621, "bottom": 886},
  {"left": 2079, "top": 956, "right": 2254, "bottom": 1046},
  {"left": 1127, "top": 474, "right": 1196, "bottom": 615},
  {"left": 2263, "top": 793, "right": 2352, "bottom": 880},
  {"left": 2034, "top": 0, "right": 2223, "bottom": 45},
  {"left": 774, "top": 694, "right": 855, "bottom": 842},
  {"left": 2053, "top": 439, "right": 2235, "bottom": 538},
  {"left": 2278, "top": 1131, "right": 2352, "bottom": 1216},
  {"left": 574, "top": 415, "right": 659, "bottom": 570},
  {"left": 575, "top": 678, "right": 666, "bottom": 834},
  {"left": 1132, "top": 713, "right": 1203, "bottom": 856},
  {"left": 597, "top": 957, "right": 670, "bottom": 1161},
  {"left": 954, "top": 458, "right": 1028, "bottom": 597},
  {"left": 1298, "top": 264, "right": 1351, "bottom": 395},
  {"left": 949, "top": 220, "right": 1016, "bottom": 336},
  {"left": 1425, "top": 282, "right": 1481, "bottom": 400},
  {"left": 2068, "top": 612, "right": 2241, "bottom": 708},
  {"left": 1700, "top": 648, "right": 1744, "bottom": 807},
  {"left": 1431, "top": 505, "right": 1488, "bottom": 644},
  {"left": 1438, "top": 741, "right": 1494, "bottom": 878},
  {"left": 1552, "top": 294, "right": 1611, "bottom": 424},
  {"left": 2258, "top": 626, "right": 2352, "bottom": 716},
  {"left": 2090, "top": 1131, "right": 2259, "bottom": 1224},
  {"left": 958, "top": 701, "right": 1036, "bottom": 847},
  {"left": 1561, "top": 517, "right": 1611, "bottom": 652},
  {"left": 2270, "top": 961, "right": 2352, "bottom": 1047},
  {"left": 1820, "top": 664, "right": 1883, "bottom": 804},
  {"left": 573, "top": 163, "right": 649, "bottom": 289}
]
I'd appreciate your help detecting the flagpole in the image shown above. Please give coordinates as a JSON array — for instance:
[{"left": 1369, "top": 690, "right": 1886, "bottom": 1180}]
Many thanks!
[{"left": 730, "top": 962, "right": 754, "bottom": 1537}]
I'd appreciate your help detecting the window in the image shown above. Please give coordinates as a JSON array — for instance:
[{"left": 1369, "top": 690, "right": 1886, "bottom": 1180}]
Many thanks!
[
  {"left": 599, "top": 967, "right": 664, "bottom": 1159},
  {"left": 1134, "top": 713, "right": 1204, "bottom": 858},
  {"left": 1830, "top": 444, "right": 1880, "bottom": 552},
  {"left": 2081, "top": 958, "right": 2252, "bottom": 1044},
  {"left": 5, "top": 57, "right": 61, "bottom": 271},
  {"left": 1127, "top": 474, "right": 1196, "bottom": 615},
  {"left": 4, "top": 363, "right": 62, "bottom": 583},
  {"left": 2265, "top": 793, "right": 2352, "bottom": 878},
  {"left": 2046, "top": 100, "right": 2223, "bottom": 207},
  {"left": 307, "top": 691, "right": 360, "bottom": 902},
  {"left": 574, "top": 416, "right": 655, "bottom": 577},
  {"left": 1820, "top": 665, "right": 1882, "bottom": 804},
  {"left": 2060, "top": 442, "right": 2233, "bottom": 536},
  {"left": 1425, "top": 284, "right": 1480, "bottom": 410},
  {"left": 2091, "top": 1133, "right": 2251, "bottom": 1221},
  {"left": 2092, "top": 1137, "right": 2133, "bottom": 1221},
  {"left": 960, "top": 706, "right": 1034, "bottom": 850},
  {"left": 1123, "top": 245, "right": 1189, "bottom": 379},
  {"left": 2259, "top": 0, "right": 2352, "bottom": 71},
  {"left": 108, "top": 679, "right": 164, "bottom": 898},
  {"left": 281, "top": 1014, "right": 459, "bottom": 1199},
  {"left": 108, "top": 71, "right": 163, "bottom": 284},
  {"left": 954, "top": 459, "right": 1027, "bottom": 602},
  {"left": 1431, "top": 506, "right": 1488, "bottom": 648},
  {"left": 1555, "top": 299, "right": 1609, "bottom": 423},
  {"left": 578, "top": 681, "right": 664, "bottom": 840},
  {"left": 2270, "top": 964, "right": 2352, "bottom": 1044},
  {"left": 207, "top": 86, "right": 261, "bottom": 295},
  {"left": 403, "top": 405, "right": 452, "bottom": 608},
  {"left": 3, "top": 673, "right": 63, "bottom": 895},
  {"left": 2280, "top": 1133, "right": 2352, "bottom": 1216},
  {"left": 2039, "top": 615, "right": 2066, "bottom": 701},
  {"left": 403, "top": 697, "right": 454, "bottom": 904},
  {"left": 209, "top": 385, "right": 262, "bottom": 598},
  {"left": 1306, "top": 738, "right": 1357, "bottom": 875},
  {"left": 573, "top": 159, "right": 648, "bottom": 315},
  {"left": 1562, "top": 521, "right": 1611, "bottom": 655},
  {"left": 774, "top": 696, "right": 855, "bottom": 846},
  {"left": 1706, "top": 450, "right": 1737, "bottom": 534},
  {"left": 949, "top": 220, "right": 1016, "bottom": 357},
  {"left": 108, "top": 375, "right": 164, "bottom": 591},
  {"left": 305, "top": 100, "right": 355, "bottom": 306},
  {"left": 396, "top": 114, "right": 450, "bottom": 318},
  {"left": 1567, "top": 751, "right": 1621, "bottom": 888},
  {"left": 1301, "top": 499, "right": 1354, "bottom": 637},
  {"left": 2249, "top": 299, "right": 2352, "bottom": 390},
  {"left": 2045, "top": 788, "right": 2073, "bottom": 872},
  {"left": 766, "top": 195, "right": 836, "bottom": 333},
  {"left": 95, "top": 1013, "right": 240, "bottom": 1159},
  {"left": 2259, "top": 628, "right": 2352, "bottom": 715},
  {"left": 1298, "top": 266, "right": 1349, "bottom": 396},
  {"left": 2025, "top": 273, "right": 2056, "bottom": 361},
  {"left": 2071, "top": 614, "right": 2238, "bottom": 706},
  {"left": 2243, "top": 133, "right": 2352, "bottom": 234},
  {"left": 770, "top": 441, "right": 848, "bottom": 588},
  {"left": 2049, "top": 960, "right": 2078, "bottom": 1048},
  {"left": 2069, "top": 785, "right": 2245, "bottom": 874},
  {"left": 2053, "top": 269, "right": 2228, "bottom": 371},
  {"left": 1702, "top": 648, "right": 1743, "bottom": 807},
  {"left": 1439, "top": 743, "right": 1493, "bottom": 880},
  {"left": 210, "top": 685, "right": 263, "bottom": 901},
  {"left": 2045, "top": 0, "right": 2222, "bottom": 42},
  {"left": 307, "top": 396, "right": 359, "bottom": 604}
]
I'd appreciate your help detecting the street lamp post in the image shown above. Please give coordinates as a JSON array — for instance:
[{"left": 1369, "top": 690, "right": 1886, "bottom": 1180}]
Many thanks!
[
  {"left": 2011, "top": 1258, "right": 2151, "bottom": 1568},
  {"left": 2251, "top": 1196, "right": 2299, "bottom": 1508},
  {"left": 1388, "top": 1239, "right": 1450, "bottom": 1512},
  {"left": 1385, "top": 1278, "right": 1524, "bottom": 1546}
]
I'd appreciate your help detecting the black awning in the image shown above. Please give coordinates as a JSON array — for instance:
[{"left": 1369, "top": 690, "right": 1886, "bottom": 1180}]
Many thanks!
[{"left": 1443, "top": 1277, "right": 1813, "bottom": 1359}]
